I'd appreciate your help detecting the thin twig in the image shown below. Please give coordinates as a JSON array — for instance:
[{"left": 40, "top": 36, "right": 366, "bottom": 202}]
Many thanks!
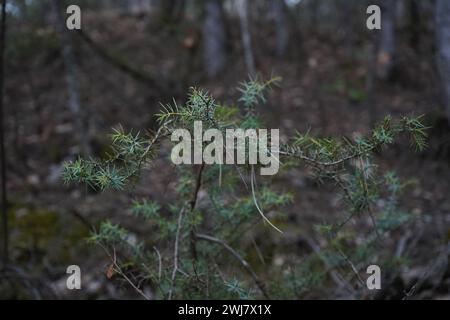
[
  {"left": 98, "top": 243, "right": 150, "bottom": 300},
  {"left": 250, "top": 165, "right": 282, "bottom": 233},
  {"left": 195, "top": 233, "right": 271, "bottom": 299},
  {"left": 188, "top": 163, "right": 205, "bottom": 265},
  {"left": 358, "top": 157, "right": 381, "bottom": 240},
  {"left": 403, "top": 241, "right": 450, "bottom": 299},
  {"left": 153, "top": 246, "right": 162, "bottom": 281},
  {"left": 251, "top": 236, "right": 266, "bottom": 265},
  {"left": 168, "top": 207, "right": 184, "bottom": 300},
  {"left": 336, "top": 247, "right": 365, "bottom": 287},
  {"left": 302, "top": 235, "right": 353, "bottom": 292},
  {"left": 190, "top": 164, "right": 205, "bottom": 211}
]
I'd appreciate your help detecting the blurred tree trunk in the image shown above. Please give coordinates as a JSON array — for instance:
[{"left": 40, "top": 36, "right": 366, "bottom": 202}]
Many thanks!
[
  {"left": 376, "top": 0, "right": 396, "bottom": 79},
  {"left": 366, "top": 40, "right": 377, "bottom": 127},
  {"left": 203, "top": 0, "right": 227, "bottom": 78},
  {"left": 51, "top": 0, "right": 91, "bottom": 156},
  {"left": 237, "top": 0, "right": 255, "bottom": 75},
  {"left": 159, "top": 0, "right": 184, "bottom": 23},
  {"left": 160, "top": 0, "right": 176, "bottom": 19},
  {"left": 271, "top": 0, "right": 289, "bottom": 58},
  {"left": 0, "top": 0, "right": 8, "bottom": 266},
  {"left": 310, "top": 0, "right": 319, "bottom": 31},
  {"left": 435, "top": 0, "right": 450, "bottom": 124},
  {"left": 407, "top": 0, "right": 420, "bottom": 51},
  {"left": 128, "top": 0, "right": 149, "bottom": 14},
  {"left": 340, "top": 0, "right": 354, "bottom": 57}
]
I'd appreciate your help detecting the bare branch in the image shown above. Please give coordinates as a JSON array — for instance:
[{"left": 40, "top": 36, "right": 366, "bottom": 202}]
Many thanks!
[
  {"left": 195, "top": 233, "right": 271, "bottom": 299},
  {"left": 168, "top": 207, "right": 184, "bottom": 300},
  {"left": 98, "top": 244, "right": 150, "bottom": 300}
]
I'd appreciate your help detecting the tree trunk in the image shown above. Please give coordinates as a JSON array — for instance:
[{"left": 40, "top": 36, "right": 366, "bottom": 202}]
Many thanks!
[
  {"left": 203, "top": 0, "right": 227, "bottom": 78},
  {"left": 51, "top": 0, "right": 90, "bottom": 155},
  {"left": 159, "top": 0, "right": 184, "bottom": 23},
  {"left": 310, "top": 0, "right": 319, "bottom": 31},
  {"left": 237, "top": 0, "right": 255, "bottom": 75},
  {"left": 340, "top": 0, "right": 354, "bottom": 57},
  {"left": 376, "top": 0, "right": 396, "bottom": 79},
  {"left": 436, "top": 0, "right": 450, "bottom": 124},
  {"left": 0, "top": 0, "right": 8, "bottom": 267},
  {"left": 408, "top": 0, "right": 420, "bottom": 51},
  {"left": 271, "top": 0, "right": 289, "bottom": 58}
]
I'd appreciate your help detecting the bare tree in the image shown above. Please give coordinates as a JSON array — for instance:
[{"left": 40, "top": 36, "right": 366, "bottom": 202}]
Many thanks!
[
  {"left": 0, "top": 0, "right": 8, "bottom": 267},
  {"left": 339, "top": 0, "right": 354, "bottom": 56},
  {"left": 158, "top": 0, "right": 185, "bottom": 23},
  {"left": 203, "top": 0, "right": 227, "bottom": 78},
  {"left": 271, "top": 0, "right": 289, "bottom": 58},
  {"left": 128, "top": 0, "right": 151, "bottom": 14},
  {"left": 436, "top": 0, "right": 450, "bottom": 124},
  {"left": 51, "top": 0, "right": 90, "bottom": 155},
  {"left": 407, "top": 0, "right": 420, "bottom": 51},
  {"left": 376, "top": 0, "right": 396, "bottom": 79},
  {"left": 310, "top": 0, "right": 319, "bottom": 31},
  {"left": 237, "top": 0, "right": 255, "bottom": 75}
]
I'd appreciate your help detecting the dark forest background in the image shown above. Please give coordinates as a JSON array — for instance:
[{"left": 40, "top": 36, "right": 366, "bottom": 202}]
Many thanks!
[{"left": 0, "top": 0, "right": 449, "bottom": 299}]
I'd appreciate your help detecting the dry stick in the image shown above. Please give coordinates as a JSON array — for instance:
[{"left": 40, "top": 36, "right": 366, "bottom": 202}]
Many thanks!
[
  {"left": 403, "top": 241, "right": 450, "bottom": 300},
  {"left": 195, "top": 233, "right": 271, "bottom": 300},
  {"left": 250, "top": 165, "right": 282, "bottom": 233},
  {"left": 0, "top": 0, "right": 8, "bottom": 267},
  {"left": 251, "top": 236, "right": 266, "bottom": 266},
  {"left": 206, "top": 202, "right": 269, "bottom": 269},
  {"left": 153, "top": 246, "right": 162, "bottom": 281},
  {"left": 212, "top": 258, "right": 226, "bottom": 283},
  {"left": 168, "top": 207, "right": 184, "bottom": 300},
  {"left": 188, "top": 163, "right": 205, "bottom": 264},
  {"left": 69, "top": 208, "right": 93, "bottom": 230},
  {"left": 302, "top": 236, "right": 354, "bottom": 294},
  {"left": 140, "top": 261, "right": 166, "bottom": 297},
  {"left": 358, "top": 157, "right": 381, "bottom": 240},
  {"left": 184, "top": 163, "right": 206, "bottom": 287},
  {"left": 336, "top": 247, "right": 365, "bottom": 287},
  {"left": 333, "top": 176, "right": 359, "bottom": 232},
  {"left": 98, "top": 244, "right": 150, "bottom": 300},
  {"left": 395, "top": 231, "right": 411, "bottom": 258},
  {"left": 190, "top": 163, "right": 205, "bottom": 211}
]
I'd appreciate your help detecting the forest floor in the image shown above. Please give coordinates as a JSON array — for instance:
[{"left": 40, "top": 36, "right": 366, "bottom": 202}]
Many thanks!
[{"left": 2, "top": 12, "right": 450, "bottom": 299}]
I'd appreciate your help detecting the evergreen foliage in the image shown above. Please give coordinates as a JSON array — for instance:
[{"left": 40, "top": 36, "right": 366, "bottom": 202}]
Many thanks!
[{"left": 62, "top": 77, "right": 428, "bottom": 299}]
